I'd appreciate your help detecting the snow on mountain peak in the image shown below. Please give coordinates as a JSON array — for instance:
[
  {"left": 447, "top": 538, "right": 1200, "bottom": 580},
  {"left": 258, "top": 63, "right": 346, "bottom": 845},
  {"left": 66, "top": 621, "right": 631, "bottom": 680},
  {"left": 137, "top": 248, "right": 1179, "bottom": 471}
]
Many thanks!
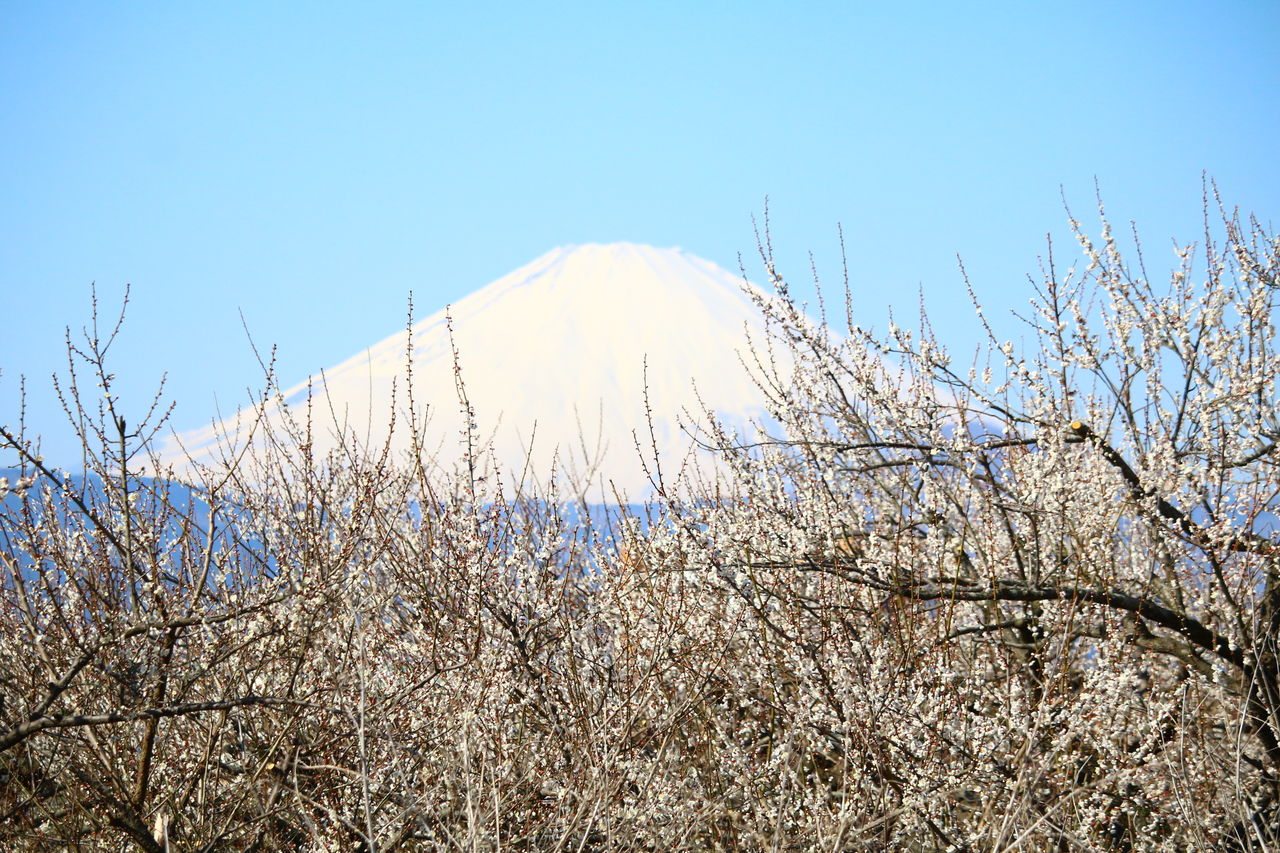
[{"left": 161, "top": 242, "right": 788, "bottom": 500}]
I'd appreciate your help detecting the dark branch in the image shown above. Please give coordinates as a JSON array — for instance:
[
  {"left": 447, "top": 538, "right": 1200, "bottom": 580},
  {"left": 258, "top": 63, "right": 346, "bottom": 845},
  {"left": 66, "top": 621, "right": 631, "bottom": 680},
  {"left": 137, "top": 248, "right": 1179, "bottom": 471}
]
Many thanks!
[
  {"left": 0, "top": 696, "right": 277, "bottom": 753},
  {"left": 892, "top": 577, "right": 1245, "bottom": 670}
]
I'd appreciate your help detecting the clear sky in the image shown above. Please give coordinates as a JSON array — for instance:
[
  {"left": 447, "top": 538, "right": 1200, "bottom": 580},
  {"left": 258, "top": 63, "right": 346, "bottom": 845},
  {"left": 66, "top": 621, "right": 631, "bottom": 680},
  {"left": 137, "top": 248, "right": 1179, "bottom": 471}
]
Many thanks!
[{"left": 3, "top": 1, "right": 1277, "bottom": 468}]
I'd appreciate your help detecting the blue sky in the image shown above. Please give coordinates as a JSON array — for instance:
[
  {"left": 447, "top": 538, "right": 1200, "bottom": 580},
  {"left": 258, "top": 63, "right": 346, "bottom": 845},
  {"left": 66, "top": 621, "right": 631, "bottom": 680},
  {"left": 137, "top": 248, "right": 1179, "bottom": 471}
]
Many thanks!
[{"left": 2, "top": 1, "right": 1277, "bottom": 467}]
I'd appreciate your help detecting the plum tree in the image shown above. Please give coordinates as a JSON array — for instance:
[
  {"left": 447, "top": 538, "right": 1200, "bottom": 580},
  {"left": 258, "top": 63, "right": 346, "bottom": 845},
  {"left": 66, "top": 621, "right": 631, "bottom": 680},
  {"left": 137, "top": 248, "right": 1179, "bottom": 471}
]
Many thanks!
[{"left": 1, "top": 190, "right": 1276, "bottom": 850}]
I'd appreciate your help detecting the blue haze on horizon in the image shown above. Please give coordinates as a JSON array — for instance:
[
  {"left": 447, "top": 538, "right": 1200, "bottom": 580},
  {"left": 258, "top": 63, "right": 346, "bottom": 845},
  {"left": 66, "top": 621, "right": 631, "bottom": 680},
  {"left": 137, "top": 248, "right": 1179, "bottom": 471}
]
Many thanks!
[{"left": 2, "top": 1, "right": 1277, "bottom": 469}]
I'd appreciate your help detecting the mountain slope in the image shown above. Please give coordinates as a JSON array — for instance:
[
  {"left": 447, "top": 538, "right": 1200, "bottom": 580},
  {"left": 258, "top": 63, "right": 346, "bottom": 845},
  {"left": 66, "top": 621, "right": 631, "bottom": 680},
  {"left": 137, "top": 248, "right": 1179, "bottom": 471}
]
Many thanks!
[{"left": 160, "top": 243, "right": 788, "bottom": 499}]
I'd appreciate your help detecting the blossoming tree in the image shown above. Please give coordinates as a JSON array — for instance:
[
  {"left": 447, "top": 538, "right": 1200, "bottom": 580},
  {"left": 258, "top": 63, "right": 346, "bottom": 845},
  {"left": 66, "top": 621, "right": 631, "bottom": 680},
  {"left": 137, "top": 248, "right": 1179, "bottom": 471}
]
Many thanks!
[
  {"left": 670, "top": 194, "right": 1280, "bottom": 848},
  {"left": 1, "top": 193, "right": 1276, "bottom": 850}
]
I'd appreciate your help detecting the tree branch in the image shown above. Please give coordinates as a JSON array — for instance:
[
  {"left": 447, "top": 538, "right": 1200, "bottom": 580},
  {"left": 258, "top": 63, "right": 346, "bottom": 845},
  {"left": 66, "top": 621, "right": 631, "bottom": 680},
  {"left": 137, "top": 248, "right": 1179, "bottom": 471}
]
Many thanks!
[
  {"left": 0, "top": 696, "right": 277, "bottom": 754},
  {"left": 890, "top": 576, "right": 1245, "bottom": 670}
]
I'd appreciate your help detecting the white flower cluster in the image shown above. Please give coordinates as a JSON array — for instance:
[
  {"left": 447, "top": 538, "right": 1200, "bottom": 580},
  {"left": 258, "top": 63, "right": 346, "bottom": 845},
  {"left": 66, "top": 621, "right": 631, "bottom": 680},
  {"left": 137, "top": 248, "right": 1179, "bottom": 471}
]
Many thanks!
[{"left": 0, "top": 473, "right": 37, "bottom": 497}]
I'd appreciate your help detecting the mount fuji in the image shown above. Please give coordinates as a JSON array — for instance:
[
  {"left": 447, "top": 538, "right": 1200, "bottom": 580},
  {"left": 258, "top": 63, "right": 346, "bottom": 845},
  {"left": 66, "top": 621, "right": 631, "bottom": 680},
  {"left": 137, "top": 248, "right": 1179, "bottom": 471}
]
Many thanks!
[{"left": 160, "top": 243, "right": 792, "bottom": 500}]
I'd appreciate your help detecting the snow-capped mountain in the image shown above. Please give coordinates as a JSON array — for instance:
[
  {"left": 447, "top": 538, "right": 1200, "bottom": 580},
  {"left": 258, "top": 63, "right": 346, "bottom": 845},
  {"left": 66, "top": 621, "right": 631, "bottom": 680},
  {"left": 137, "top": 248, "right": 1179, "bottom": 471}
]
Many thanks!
[{"left": 160, "top": 243, "right": 790, "bottom": 499}]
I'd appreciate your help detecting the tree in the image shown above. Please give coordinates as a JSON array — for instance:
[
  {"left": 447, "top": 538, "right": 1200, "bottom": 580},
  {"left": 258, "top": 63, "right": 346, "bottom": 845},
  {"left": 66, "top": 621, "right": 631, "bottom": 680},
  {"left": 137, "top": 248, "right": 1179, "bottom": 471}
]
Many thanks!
[
  {"left": 671, "top": 190, "right": 1280, "bottom": 848},
  {"left": 2, "top": 192, "right": 1276, "bottom": 850}
]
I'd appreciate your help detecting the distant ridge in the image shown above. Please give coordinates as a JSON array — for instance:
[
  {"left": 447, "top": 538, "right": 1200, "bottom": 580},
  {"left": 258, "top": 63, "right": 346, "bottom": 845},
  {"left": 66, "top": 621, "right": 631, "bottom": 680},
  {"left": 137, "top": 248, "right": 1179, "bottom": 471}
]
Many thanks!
[{"left": 160, "top": 243, "right": 789, "bottom": 499}]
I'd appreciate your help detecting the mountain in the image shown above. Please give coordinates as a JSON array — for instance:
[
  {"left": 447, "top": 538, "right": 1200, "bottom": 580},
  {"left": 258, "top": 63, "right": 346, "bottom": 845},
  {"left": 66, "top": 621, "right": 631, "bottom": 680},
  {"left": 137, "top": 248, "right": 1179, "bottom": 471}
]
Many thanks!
[{"left": 159, "top": 243, "right": 790, "bottom": 500}]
